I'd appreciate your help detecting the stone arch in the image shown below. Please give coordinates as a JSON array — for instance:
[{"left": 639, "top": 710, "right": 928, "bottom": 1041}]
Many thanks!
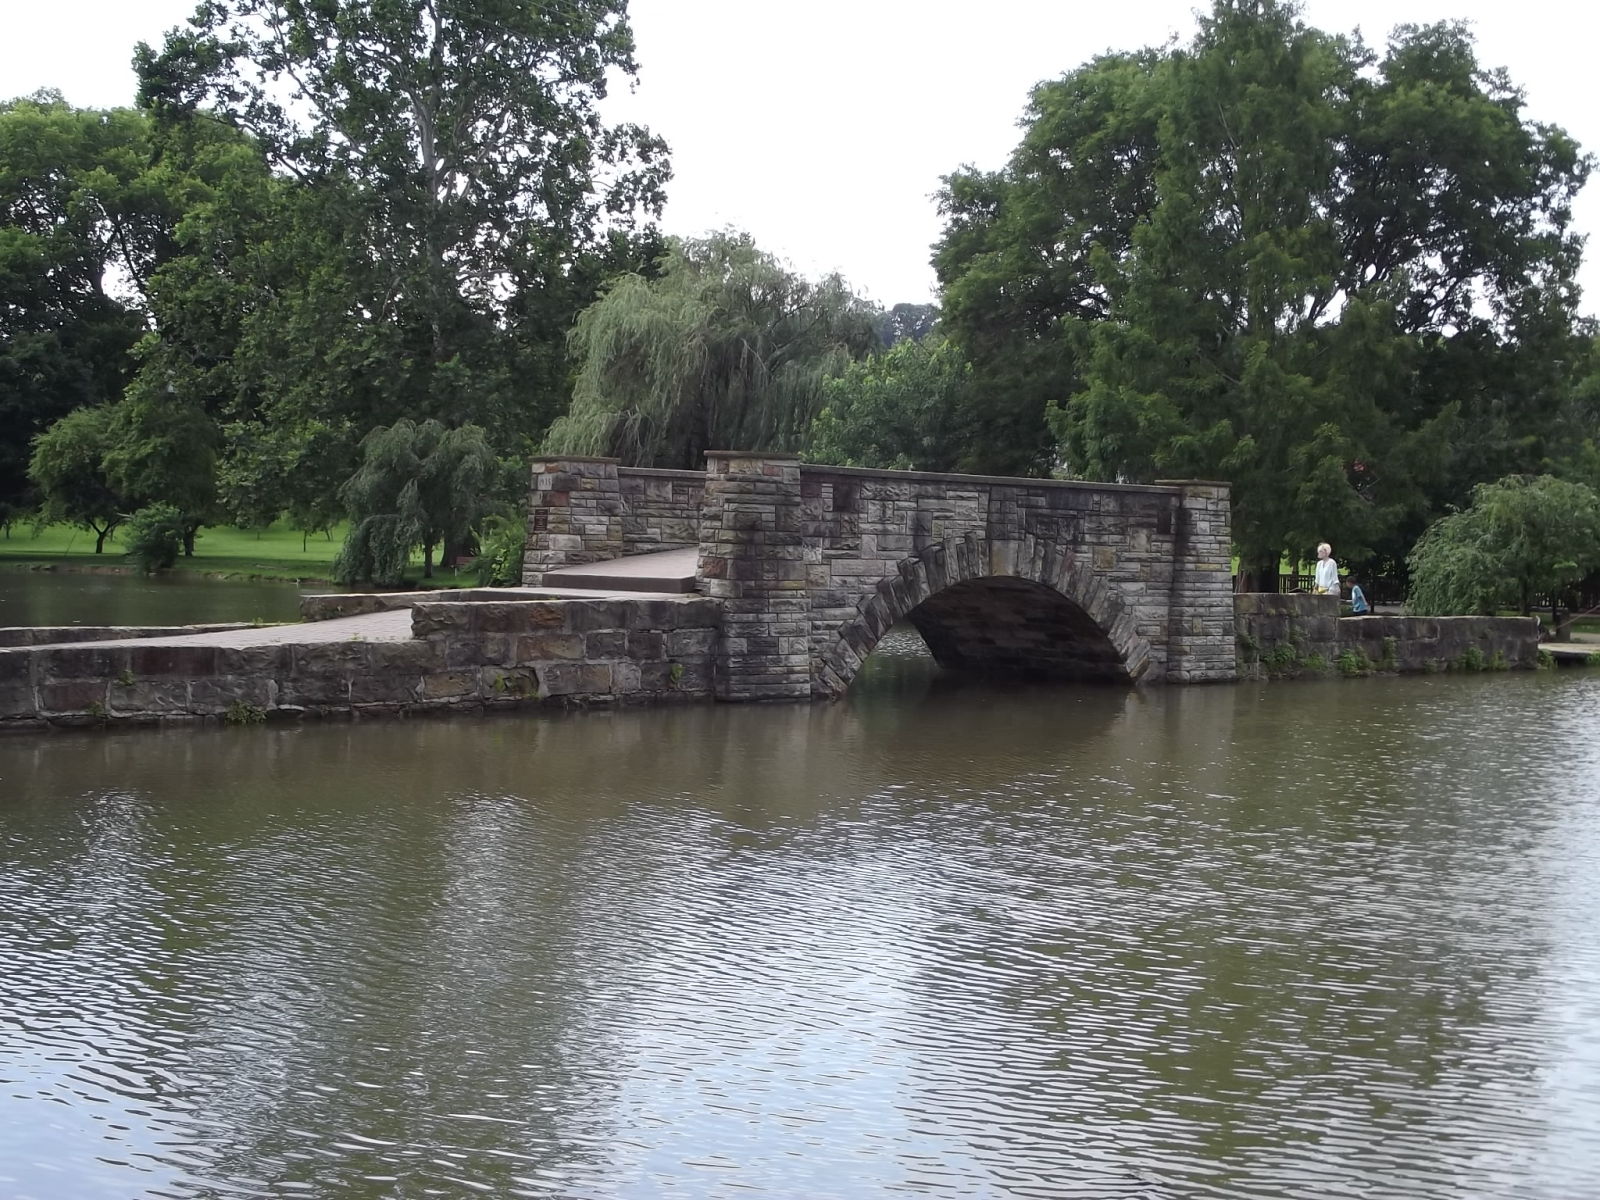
[{"left": 812, "top": 532, "right": 1154, "bottom": 697}]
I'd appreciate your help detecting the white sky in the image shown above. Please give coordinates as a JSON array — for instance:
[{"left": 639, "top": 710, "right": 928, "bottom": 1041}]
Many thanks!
[{"left": 4, "top": 0, "right": 1597, "bottom": 312}]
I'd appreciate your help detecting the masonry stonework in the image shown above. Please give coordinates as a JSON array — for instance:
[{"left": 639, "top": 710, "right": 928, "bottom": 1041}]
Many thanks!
[{"left": 522, "top": 457, "right": 625, "bottom": 585}]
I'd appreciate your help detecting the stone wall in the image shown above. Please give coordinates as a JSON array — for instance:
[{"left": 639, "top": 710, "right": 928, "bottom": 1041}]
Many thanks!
[
  {"left": 0, "top": 598, "right": 719, "bottom": 731},
  {"left": 618, "top": 468, "right": 704, "bottom": 555},
  {"left": 1235, "top": 593, "right": 1540, "bottom": 676},
  {"left": 522, "top": 457, "right": 625, "bottom": 585}
]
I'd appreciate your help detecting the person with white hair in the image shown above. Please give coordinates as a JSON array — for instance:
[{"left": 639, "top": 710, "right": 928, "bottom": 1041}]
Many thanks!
[{"left": 1313, "top": 542, "right": 1340, "bottom": 597}]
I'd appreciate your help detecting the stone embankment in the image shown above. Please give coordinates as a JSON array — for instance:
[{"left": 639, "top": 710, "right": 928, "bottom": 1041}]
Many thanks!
[
  {"left": 0, "top": 591, "right": 719, "bottom": 732},
  {"left": 1235, "top": 593, "right": 1540, "bottom": 677}
]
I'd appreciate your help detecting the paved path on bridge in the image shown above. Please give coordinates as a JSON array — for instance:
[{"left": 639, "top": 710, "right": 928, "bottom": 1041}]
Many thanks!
[
  {"left": 18, "top": 583, "right": 692, "bottom": 653},
  {"left": 542, "top": 547, "right": 698, "bottom": 593}
]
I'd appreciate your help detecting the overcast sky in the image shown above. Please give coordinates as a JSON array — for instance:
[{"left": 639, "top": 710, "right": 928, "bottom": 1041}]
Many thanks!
[{"left": 4, "top": 0, "right": 1597, "bottom": 311}]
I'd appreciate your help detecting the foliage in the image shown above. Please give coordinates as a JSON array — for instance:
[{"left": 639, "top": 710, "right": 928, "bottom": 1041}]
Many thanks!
[
  {"left": 806, "top": 337, "right": 974, "bottom": 471},
  {"left": 470, "top": 512, "right": 527, "bottom": 587},
  {"left": 0, "top": 93, "right": 169, "bottom": 519},
  {"left": 934, "top": 0, "right": 1590, "bottom": 577},
  {"left": 136, "top": 0, "right": 670, "bottom": 464},
  {"left": 334, "top": 419, "right": 498, "bottom": 586},
  {"left": 875, "top": 303, "right": 940, "bottom": 347},
  {"left": 123, "top": 502, "right": 185, "bottom": 572},
  {"left": 223, "top": 700, "right": 266, "bottom": 725},
  {"left": 1406, "top": 475, "right": 1600, "bottom": 615},
  {"left": 26, "top": 405, "right": 128, "bottom": 552},
  {"left": 545, "top": 232, "right": 882, "bottom": 468}
]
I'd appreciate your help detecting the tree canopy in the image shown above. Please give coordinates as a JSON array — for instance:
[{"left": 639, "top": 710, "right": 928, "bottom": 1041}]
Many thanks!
[
  {"left": 136, "top": 0, "right": 670, "bottom": 450},
  {"left": 333, "top": 418, "right": 500, "bottom": 586},
  {"left": 546, "top": 232, "right": 882, "bottom": 468},
  {"left": 935, "top": 0, "right": 1590, "bottom": 583},
  {"left": 1406, "top": 474, "right": 1600, "bottom": 618}
]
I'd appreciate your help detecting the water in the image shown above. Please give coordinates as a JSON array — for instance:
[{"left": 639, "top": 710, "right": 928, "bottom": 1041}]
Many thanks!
[
  {"left": 0, "top": 571, "right": 313, "bottom": 628},
  {"left": 2, "top": 631, "right": 1598, "bottom": 1199}
]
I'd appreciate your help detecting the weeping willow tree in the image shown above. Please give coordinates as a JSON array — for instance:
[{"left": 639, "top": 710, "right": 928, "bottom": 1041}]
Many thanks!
[
  {"left": 545, "top": 232, "right": 882, "bottom": 467},
  {"left": 334, "top": 419, "right": 498, "bottom": 586}
]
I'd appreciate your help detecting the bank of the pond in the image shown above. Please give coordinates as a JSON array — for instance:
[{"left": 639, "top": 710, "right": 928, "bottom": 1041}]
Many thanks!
[{"left": 0, "top": 520, "right": 480, "bottom": 588}]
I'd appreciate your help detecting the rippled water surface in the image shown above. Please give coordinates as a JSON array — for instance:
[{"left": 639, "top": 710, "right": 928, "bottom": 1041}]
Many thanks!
[{"left": 2, "top": 635, "right": 1598, "bottom": 1199}]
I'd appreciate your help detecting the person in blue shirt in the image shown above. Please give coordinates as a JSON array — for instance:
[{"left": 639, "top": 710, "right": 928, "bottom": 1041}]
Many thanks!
[{"left": 1348, "top": 581, "right": 1370, "bottom": 614}]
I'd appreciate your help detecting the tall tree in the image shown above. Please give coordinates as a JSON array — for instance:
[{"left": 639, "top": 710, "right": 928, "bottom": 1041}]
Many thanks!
[
  {"left": 546, "top": 231, "right": 882, "bottom": 468},
  {"left": 136, "top": 0, "right": 670, "bottom": 449},
  {"left": 935, "top": 1, "right": 1588, "bottom": 583},
  {"left": 0, "top": 93, "right": 172, "bottom": 521}
]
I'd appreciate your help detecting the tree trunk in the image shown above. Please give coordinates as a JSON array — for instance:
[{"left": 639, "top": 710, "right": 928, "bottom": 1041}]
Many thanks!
[
  {"left": 94, "top": 526, "right": 107, "bottom": 554},
  {"left": 182, "top": 523, "right": 197, "bottom": 556},
  {"left": 423, "top": 542, "right": 434, "bottom": 579}
]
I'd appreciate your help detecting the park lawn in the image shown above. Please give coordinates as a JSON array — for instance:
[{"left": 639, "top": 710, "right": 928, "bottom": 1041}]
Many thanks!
[{"left": 0, "top": 521, "right": 482, "bottom": 587}]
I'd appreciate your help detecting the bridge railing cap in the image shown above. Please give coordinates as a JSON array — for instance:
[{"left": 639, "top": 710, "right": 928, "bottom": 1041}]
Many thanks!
[
  {"left": 703, "top": 450, "right": 801, "bottom": 461},
  {"left": 1154, "top": 479, "right": 1231, "bottom": 488},
  {"left": 529, "top": 455, "right": 620, "bottom": 465}
]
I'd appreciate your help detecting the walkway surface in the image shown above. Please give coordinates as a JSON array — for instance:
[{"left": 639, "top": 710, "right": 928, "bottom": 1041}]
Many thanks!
[
  {"left": 16, "top": 583, "right": 696, "bottom": 653},
  {"left": 542, "top": 547, "right": 699, "bottom": 593}
]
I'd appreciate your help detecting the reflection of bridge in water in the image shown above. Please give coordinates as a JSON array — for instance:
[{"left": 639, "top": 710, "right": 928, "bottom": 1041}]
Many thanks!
[{"left": 524, "top": 453, "right": 1237, "bottom": 699}]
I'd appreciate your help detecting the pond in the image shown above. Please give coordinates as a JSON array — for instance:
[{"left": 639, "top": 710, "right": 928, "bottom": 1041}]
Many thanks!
[
  {"left": 0, "top": 569, "right": 319, "bottom": 628},
  {"left": 2, "top": 633, "right": 1597, "bottom": 1198}
]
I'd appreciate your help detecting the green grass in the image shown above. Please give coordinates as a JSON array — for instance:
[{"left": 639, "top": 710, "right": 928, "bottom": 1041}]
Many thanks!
[{"left": 0, "top": 520, "right": 481, "bottom": 588}]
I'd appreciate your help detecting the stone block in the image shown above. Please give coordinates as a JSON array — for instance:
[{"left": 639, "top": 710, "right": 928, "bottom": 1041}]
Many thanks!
[
  {"left": 39, "top": 679, "right": 107, "bottom": 714},
  {"left": 420, "top": 670, "right": 480, "bottom": 700},
  {"left": 108, "top": 678, "right": 193, "bottom": 715},
  {"left": 40, "top": 644, "right": 128, "bottom": 679},
  {"left": 567, "top": 601, "right": 633, "bottom": 632},
  {"left": 536, "top": 662, "right": 613, "bottom": 697},
  {"left": 515, "top": 632, "right": 586, "bottom": 662},
  {"left": 0, "top": 683, "right": 36, "bottom": 719},
  {"left": 667, "top": 628, "right": 717, "bottom": 657},
  {"left": 128, "top": 644, "right": 219, "bottom": 677},
  {"left": 627, "top": 631, "right": 667, "bottom": 660},
  {"left": 349, "top": 672, "right": 421, "bottom": 705},
  {"left": 185, "top": 677, "right": 275, "bottom": 715},
  {"left": 585, "top": 630, "right": 629, "bottom": 659}
]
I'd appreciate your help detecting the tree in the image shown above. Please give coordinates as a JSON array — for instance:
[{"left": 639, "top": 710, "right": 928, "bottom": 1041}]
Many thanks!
[
  {"left": 27, "top": 405, "right": 128, "bottom": 553},
  {"left": 546, "top": 232, "right": 882, "bottom": 468},
  {"left": 934, "top": 1, "right": 1589, "bottom": 584},
  {"left": 136, "top": 0, "right": 670, "bottom": 451},
  {"left": 875, "top": 302, "right": 940, "bottom": 348},
  {"left": 101, "top": 381, "right": 220, "bottom": 555},
  {"left": 0, "top": 93, "right": 171, "bottom": 521},
  {"left": 806, "top": 337, "right": 973, "bottom": 471},
  {"left": 1407, "top": 475, "right": 1600, "bottom": 625},
  {"left": 334, "top": 419, "right": 498, "bottom": 587}
]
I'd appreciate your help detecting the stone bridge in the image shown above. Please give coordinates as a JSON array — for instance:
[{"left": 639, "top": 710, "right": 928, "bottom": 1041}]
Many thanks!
[{"left": 523, "top": 453, "right": 1235, "bottom": 700}]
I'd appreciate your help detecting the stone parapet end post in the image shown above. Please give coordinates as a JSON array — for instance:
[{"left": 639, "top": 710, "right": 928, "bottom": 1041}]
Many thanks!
[
  {"left": 522, "top": 457, "right": 625, "bottom": 585},
  {"left": 1157, "top": 480, "right": 1237, "bottom": 682},
  {"left": 698, "top": 452, "right": 812, "bottom": 700}
]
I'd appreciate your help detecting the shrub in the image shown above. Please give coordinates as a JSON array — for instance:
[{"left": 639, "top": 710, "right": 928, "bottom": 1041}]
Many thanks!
[
  {"left": 470, "top": 512, "right": 527, "bottom": 587},
  {"left": 124, "top": 502, "right": 185, "bottom": 572}
]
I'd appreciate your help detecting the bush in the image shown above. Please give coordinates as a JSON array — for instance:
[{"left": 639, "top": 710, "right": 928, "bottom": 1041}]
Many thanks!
[
  {"left": 124, "top": 503, "right": 185, "bottom": 572},
  {"left": 470, "top": 512, "right": 527, "bottom": 586}
]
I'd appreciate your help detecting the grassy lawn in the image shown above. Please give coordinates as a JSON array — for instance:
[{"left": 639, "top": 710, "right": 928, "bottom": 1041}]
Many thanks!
[{"left": 0, "top": 521, "right": 482, "bottom": 588}]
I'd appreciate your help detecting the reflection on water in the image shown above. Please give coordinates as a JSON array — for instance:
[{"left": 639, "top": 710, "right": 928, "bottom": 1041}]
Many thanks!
[
  {"left": 0, "top": 570, "right": 312, "bottom": 627},
  {"left": 1, "top": 633, "right": 1598, "bottom": 1198}
]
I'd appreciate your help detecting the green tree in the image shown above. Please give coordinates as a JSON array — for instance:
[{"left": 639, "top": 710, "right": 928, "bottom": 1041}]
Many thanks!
[
  {"left": 1407, "top": 475, "right": 1600, "bottom": 625},
  {"left": 546, "top": 232, "right": 882, "bottom": 468},
  {"left": 26, "top": 404, "right": 128, "bottom": 552},
  {"left": 137, "top": 0, "right": 670, "bottom": 451},
  {"left": 0, "top": 93, "right": 173, "bottom": 521},
  {"left": 334, "top": 419, "right": 498, "bottom": 586},
  {"left": 935, "top": 2, "right": 1588, "bottom": 584},
  {"left": 101, "top": 381, "right": 220, "bottom": 555},
  {"left": 123, "top": 502, "right": 185, "bottom": 572},
  {"left": 806, "top": 337, "right": 973, "bottom": 471}
]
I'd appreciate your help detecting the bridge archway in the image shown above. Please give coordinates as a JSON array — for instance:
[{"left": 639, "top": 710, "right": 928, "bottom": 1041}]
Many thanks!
[{"left": 812, "top": 534, "right": 1154, "bottom": 697}]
